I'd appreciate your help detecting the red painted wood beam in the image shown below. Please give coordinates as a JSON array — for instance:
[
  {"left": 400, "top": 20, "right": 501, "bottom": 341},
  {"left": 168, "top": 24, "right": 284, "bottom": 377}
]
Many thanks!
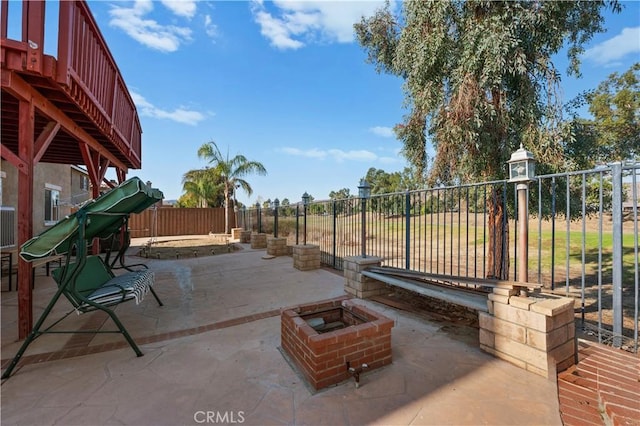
[
  {"left": 116, "top": 168, "right": 126, "bottom": 183},
  {"left": 33, "top": 121, "right": 60, "bottom": 163},
  {"left": 1, "top": 0, "right": 8, "bottom": 39},
  {"left": 0, "top": 144, "right": 28, "bottom": 174},
  {"left": 22, "top": 0, "right": 44, "bottom": 74},
  {"left": 79, "top": 142, "right": 99, "bottom": 188},
  {"left": 1, "top": 69, "right": 130, "bottom": 172},
  {"left": 17, "top": 99, "right": 34, "bottom": 339}
]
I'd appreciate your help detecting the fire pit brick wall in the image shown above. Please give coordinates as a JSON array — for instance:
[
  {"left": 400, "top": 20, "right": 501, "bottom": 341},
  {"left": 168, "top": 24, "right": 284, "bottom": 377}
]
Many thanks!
[{"left": 281, "top": 297, "right": 394, "bottom": 390}]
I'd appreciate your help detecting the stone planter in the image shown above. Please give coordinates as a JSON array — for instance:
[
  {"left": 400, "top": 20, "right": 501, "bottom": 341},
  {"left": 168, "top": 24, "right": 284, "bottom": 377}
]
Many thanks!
[
  {"left": 292, "top": 244, "right": 320, "bottom": 271},
  {"left": 267, "top": 237, "right": 288, "bottom": 256},
  {"left": 239, "top": 230, "right": 251, "bottom": 243},
  {"left": 250, "top": 233, "right": 267, "bottom": 249}
]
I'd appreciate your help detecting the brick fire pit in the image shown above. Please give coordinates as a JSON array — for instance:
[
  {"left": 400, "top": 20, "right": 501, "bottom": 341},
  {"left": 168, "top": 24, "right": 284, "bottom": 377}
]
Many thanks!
[{"left": 280, "top": 296, "right": 394, "bottom": 390}]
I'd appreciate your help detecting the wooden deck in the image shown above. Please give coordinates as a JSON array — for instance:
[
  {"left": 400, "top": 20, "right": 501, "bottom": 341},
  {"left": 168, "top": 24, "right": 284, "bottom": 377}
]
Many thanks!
[
  {"left": 1, "top": 0, "right": 143, "bottom": 338},
  {"left": 1, "top": 0, "right": 141, "bottom": 173}
]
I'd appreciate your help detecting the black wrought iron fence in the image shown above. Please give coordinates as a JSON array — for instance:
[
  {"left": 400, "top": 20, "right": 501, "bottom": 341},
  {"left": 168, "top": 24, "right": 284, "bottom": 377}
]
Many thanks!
[{"left": 237, "top": 162, "right": 639, "bottom": 351}]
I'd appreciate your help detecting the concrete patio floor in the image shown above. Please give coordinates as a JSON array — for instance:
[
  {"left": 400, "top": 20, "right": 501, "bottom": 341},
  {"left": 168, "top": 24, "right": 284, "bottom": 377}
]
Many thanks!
[{"left": 1, "top": 239, "right": 561, "bottom": 425}]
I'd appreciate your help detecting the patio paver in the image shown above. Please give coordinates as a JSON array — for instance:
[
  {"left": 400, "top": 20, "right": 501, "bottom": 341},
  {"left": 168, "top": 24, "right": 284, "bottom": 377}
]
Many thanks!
[{"left": 2, "top": 240, "right": 562, "bottom": 425}]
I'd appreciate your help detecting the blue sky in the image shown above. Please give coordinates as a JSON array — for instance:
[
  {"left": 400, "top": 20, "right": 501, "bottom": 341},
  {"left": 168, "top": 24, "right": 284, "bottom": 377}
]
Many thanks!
[{"left": 41, "top": 1, "right": 640, "bottom": 204}]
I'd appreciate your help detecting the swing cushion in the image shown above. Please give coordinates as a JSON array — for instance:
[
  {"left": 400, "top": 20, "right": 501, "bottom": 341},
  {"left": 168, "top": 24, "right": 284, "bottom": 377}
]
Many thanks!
[{"left": 52, "top": 255, "right": 154, "bottom": 311}]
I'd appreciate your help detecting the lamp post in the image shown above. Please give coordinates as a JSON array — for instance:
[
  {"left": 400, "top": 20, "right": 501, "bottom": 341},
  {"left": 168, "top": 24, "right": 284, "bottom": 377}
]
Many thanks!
[
  {"left": 233, "top": 204, "right": 238, "bottom": 229},
  {"left": 302, "top": 192, "right": 310, "bottom": 245},
  {"left": 273, "top": 198, "right": 280, "bottom": 238},
  {"left": 507, "top": 144, "right": 536, "bottom": 285},
  {"left": 242, "top": 206, "right": 246, "bottom": 230},
  {"left": 358, "top": 179, "right": 371, "bottom": 258}
]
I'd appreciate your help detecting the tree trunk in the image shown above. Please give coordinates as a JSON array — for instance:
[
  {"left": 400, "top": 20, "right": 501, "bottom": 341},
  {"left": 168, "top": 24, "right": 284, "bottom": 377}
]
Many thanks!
[
  {"left": 486, "top": 187, "right": 509, "bottom": 279},
  {"left": 224, "top": 193, "right": 229, "bottom": 234}
]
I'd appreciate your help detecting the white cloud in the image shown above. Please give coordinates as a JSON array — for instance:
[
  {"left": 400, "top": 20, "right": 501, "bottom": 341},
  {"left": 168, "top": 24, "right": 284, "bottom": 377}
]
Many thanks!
[
  {"left": 281, "top": 146, "right": 396, "bottom": 163},
  {"left": 250, "top": 0, "right": 389, "bottom": 50},
  {"left": 204, "top": 15, "right": 218, "bottom": 39},
  {"left": 281, "top": 147, "right": 327, "bottom": 158},
  {"left": 160, "top": 0, "right": 197, "bottom": 19},
  {"left": 131, "top": 91, "right": 207, "bottom": 125},
  {"left": 584, "top": 27, "right": 640, "bottom": 66},
  {"left": 109, "top": 0, "right": 193, "bottom": 52},
  {"left": 369, "top": 126, "right": 394, "bottom": 138}
]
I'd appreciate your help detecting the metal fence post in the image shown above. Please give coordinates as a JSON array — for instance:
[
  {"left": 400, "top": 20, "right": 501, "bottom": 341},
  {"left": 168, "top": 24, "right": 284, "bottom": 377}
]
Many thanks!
[
  {"left": 257, "top": 203, "right": 262, "bottom": 234},
  {"left": 611, "top": 162, "right": 623, "bottom": 347},
  {"left": 405, "top": 190, "right": 411, "bottom": 270},
  {"left": 332, "top": 200, "right": 337, "bottom": 269},
  {"left": 295, "top": 205, "right": 299, "bottom": 245}
]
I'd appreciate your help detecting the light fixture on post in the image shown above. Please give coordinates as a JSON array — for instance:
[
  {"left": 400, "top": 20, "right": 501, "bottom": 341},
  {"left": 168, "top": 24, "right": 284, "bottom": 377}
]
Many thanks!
[
  {"left": 273, "top": 198, "right": 280, "bottom": 238},
  {"left": 507, "top": 144, "right": 536, "bottom": 286},
  {"left": 302, "top": 192, "right": 310, "bottom": 245},
  {"left": 508, "top": 144, "right": 536, "bottom": 183},
  {"left": 358, "top": 179, "right": 371, "bottom": 258}
]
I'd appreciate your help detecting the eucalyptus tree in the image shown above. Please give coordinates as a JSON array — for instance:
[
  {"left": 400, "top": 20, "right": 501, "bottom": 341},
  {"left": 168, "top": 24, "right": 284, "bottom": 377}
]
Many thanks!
[
  {"left": 197, "top": 141, "right": 267, "bottom": 233},
  {"left": 355, "top": 0, "right": 620, "bottom": 278},
  {"left": 584, "top": 63, "right": 639, "bottom": 163}
]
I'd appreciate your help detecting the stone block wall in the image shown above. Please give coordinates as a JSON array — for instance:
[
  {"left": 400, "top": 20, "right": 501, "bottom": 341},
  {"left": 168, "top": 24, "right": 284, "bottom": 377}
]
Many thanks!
[
  {"left": 231, "top": 227, "right": 243, "bottom": 241},
  {"left": 343, "top": 256, "right": 386, "bottom": 298},
  {"left": 250, "top": 233, "right": 267, "bottom": 249},
  {"left": 267, "top": 237, "right": 288, "bottom": 256},
  {"left": 239, "top": 230, "right": 251, "bottom": 243},
  {"left": 479, "top": 286, "right": 576, "bottom": 378},
  {"left": 292, "top": 244, "right": 320, "bottom": 271}
]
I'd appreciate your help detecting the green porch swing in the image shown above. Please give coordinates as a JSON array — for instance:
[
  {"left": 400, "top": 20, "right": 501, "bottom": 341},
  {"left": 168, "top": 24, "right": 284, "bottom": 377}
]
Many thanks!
[{"left": 2, "top": 177, "right": 164, "bottom": 379}]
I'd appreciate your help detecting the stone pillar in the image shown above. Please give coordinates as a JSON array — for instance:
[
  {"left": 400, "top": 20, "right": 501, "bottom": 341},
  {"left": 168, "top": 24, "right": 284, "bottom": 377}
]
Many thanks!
[
  {"left": 292, "top": 244, "right": 320, "bottom": 271},
  {"left": 267, "top": 237, "right": 288, "bottom": 257},
  {"left": 343, "top": 256, "right": 386, "bottom": 299},
  {"left": 239, "top": 230, "right": 251, "bottom": 243},
  {"left": 231, "top": 227, "right": 243, "bottom": 241},
  {"left": 250, "top": 233, "right": 267, "bottom": 249},
  {"left": 479, "top": 286, "right": 576, "bottom": 378}
]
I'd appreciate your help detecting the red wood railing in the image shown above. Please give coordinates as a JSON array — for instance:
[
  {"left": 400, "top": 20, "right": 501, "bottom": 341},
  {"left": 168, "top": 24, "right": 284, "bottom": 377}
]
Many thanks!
[
  {"left": 57, "top": 1, "right": 141, "bottom": 168},
  {"left": 1, "top": 0, "right": 141, "bottom": 169}
]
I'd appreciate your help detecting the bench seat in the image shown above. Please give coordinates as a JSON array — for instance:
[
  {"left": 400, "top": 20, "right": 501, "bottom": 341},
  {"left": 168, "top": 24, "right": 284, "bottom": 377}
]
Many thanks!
[
  {"left": 52, "top": 255, "right": 156, "bottom": 313},
  {"left": 78, "top": 269, "right": 154, "bottom": 311}
]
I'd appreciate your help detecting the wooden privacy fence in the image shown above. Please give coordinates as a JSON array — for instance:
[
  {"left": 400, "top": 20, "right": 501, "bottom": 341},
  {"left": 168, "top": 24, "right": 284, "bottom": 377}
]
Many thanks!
[{"left": 128, "top": 207, "right": 235, "bottom": 238}]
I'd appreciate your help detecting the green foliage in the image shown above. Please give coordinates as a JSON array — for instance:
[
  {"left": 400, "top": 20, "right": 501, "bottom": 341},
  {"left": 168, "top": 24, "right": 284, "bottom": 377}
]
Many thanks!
[
  {"left": 569, "top": 63, "right": 639, "bottom": 165},
  {"left": 180, "top": 168, "right": 223, "bottom": 207},
  {"left": 363, "top": 167, "right": 421, "bottom": 195},
  {"left": 181, "top": 140, "right": 267, "bottom": 232},
  {"left": 196, "top": 141, "right": 267, "bottom": 209},
  {"left": 329, "top": 188, "right": 352, "bottom": 200},
  {"left": 355, "top": 0, "right": 620, "bottom": 183}
]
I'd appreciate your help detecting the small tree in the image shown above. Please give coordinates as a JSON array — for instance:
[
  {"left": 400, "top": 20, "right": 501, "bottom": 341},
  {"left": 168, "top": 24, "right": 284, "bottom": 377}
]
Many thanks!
[{"left": 197, "top": 141, "right": 267, "bottom": 233}]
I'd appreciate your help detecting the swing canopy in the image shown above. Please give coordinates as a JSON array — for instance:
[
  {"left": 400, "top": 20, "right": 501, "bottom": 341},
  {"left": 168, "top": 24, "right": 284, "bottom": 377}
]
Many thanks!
[{"left": 20, "top": 177, "right": 163, "bottom": 261}]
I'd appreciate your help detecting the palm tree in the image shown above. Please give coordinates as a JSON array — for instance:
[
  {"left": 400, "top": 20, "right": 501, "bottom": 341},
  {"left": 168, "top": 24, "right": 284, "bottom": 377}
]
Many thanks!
[
  {"left": 180, "top": 168, "right": 222, "bottom": 208},
  {"left": 197, "top": 141, "right": 267, "bottom": 233}
]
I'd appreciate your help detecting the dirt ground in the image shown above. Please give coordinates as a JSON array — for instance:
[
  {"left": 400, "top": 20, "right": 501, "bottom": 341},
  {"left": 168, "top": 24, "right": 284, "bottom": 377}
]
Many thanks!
[{"left": 135, "top": 237, "right": 240, "bottom": 260}]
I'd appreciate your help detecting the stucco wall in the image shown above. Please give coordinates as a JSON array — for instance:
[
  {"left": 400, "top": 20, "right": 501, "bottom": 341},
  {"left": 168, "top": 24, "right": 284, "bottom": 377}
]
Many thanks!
[{"left": 1, "top": 160, "right": 76, "bottom": 237}]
